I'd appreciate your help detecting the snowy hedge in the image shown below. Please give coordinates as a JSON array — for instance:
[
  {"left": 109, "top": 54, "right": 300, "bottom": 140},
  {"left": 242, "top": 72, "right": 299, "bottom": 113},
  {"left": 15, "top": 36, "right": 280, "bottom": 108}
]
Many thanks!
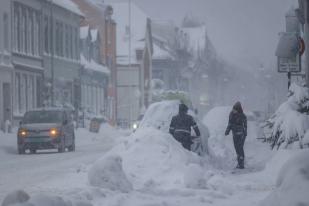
[{"left": 263, "top": 83, "right": 309, "bottom": 149}]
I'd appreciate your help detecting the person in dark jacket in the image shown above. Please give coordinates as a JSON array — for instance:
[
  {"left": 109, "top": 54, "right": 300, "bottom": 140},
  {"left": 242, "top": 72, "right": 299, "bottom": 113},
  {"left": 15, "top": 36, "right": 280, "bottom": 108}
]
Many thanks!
[
  {"left": 225, "top": 102, "right": 247, "bottom": 169},
  {"left": 169, "top": 103, "right": 201, "bottom": 151}
]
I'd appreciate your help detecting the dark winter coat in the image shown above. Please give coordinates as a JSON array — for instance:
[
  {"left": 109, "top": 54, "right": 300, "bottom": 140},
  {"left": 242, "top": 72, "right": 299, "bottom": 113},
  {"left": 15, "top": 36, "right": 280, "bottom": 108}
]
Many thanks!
[
  {"left": 169, "top": 104, "right": 200, "bottom": 150},
  {"left": 225, "top": 103, "right": 247, "bottom": 137}
]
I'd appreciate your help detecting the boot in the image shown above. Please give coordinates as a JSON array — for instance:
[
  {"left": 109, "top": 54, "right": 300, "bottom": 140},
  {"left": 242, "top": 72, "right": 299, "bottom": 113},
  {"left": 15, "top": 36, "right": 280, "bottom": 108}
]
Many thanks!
[{"left": 239, "top": 156, "right": 245, "bottom": 169}]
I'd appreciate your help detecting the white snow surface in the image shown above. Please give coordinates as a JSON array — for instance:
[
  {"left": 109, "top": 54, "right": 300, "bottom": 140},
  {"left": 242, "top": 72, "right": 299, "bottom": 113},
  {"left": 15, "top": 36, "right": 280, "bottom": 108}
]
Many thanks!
[
  {"left": 80, "top": 55, "right": 110, "bottom": 74},
  {"left": 1, "top": 106, "right": 307, "bottom": 206},
  {"left": 260, "top": 150, "right": 309, "bottom": 206},
  {"left": 88, "top": 155, "right": 133, "bottom": 192}
]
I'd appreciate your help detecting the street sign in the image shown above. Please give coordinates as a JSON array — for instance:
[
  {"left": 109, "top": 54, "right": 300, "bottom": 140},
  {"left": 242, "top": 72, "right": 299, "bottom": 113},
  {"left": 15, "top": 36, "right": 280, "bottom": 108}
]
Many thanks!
[{"left": 277, "top": 54, "right": 301, "bottom": 73}]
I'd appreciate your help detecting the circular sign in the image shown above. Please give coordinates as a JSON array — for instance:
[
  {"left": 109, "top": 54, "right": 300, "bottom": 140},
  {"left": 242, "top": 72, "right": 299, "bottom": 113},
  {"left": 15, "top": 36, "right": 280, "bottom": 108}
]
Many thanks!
[{"left": 299, "top": 37, "right": 305, "bottom": 56}]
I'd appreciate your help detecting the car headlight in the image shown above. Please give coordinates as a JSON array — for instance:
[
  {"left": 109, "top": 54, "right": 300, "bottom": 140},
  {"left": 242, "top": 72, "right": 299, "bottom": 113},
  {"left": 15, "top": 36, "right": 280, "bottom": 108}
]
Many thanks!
[
  {"left": 132, "top": 123, "right": 138, "bottom": 130},
  {"left": 49, "top": 128, "right": 60, "bottom": 138},
  {"left": 18, "top": 129, "right": 28, "bottom": 138}
]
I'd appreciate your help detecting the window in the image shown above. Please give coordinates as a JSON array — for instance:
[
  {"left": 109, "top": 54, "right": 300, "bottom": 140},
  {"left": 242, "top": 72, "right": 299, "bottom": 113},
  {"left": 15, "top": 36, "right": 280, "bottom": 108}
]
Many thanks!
[
  {"left": 75, "top": 28, "right": 79, "bottom": 60},
  {"left": 65, "top": 25, "right": 69, "bottom": 58},
  {"left": 34, "top": 12, "right": 40, "bottom": 56},
  {"left": 27, "top": 10, "right": 33, "bottom": 55},
  {"left": 3, "top": 13, "right": 9, "bottom": 50},
  {"left": 44, "top": 16, "right": 49, "bottom": 53},
  {"left": 21, "top": 74, "right": 27, "bottom": 113},
  {"left": 13, "top": 2, "right": 40, "bottom": 56},
  {"left": 15, "top": 73, "right": 21, "bottom": 114},
  {"left": 69, "top": 26, "right": 73, "bottom": 59}
]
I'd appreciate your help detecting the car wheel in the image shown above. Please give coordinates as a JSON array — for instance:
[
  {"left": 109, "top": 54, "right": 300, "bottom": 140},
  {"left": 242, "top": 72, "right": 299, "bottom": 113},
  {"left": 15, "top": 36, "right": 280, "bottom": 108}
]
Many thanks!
[
  {"left": 30, "top": 149, "right": 36, "bottom": 154},
  {"left": 18, "top": 147, "right": 25, "bottom": 155},
  {"left": 58, "top": 137, "right": 65, "bottom": 153}
]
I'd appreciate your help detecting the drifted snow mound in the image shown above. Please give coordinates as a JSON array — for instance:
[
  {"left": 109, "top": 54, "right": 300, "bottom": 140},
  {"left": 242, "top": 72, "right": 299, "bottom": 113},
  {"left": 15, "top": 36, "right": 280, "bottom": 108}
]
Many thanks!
[
  {"left": 2, "top": 192, "right": 90, "bottom": 206},
  {"left": 139, "top": 100, "right": 179, "bottom": 131},
  {"left": 1, "top": 190, "right": 30, "bottom": 206},
  {"left": 139, "top": 100, "right": 210, "bottom": 155},
  {"left": 203, "top": 107, "right": 234, "bottom": 169},
  {"left": 260, "top": 150, "right": 309, "bottom": 206},
  {"left": 97, "top": 127, "right": 203, "bottom": 189},
  {"left": 88, "top": 155, "right": 133, "bottom": 193}
]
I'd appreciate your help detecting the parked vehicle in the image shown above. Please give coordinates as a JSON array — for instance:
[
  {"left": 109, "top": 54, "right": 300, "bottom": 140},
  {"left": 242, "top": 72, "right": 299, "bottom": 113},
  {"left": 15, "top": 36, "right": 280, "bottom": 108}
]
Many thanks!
[{"left": 17, "top": 108, "right": 75, "bottom": 154}]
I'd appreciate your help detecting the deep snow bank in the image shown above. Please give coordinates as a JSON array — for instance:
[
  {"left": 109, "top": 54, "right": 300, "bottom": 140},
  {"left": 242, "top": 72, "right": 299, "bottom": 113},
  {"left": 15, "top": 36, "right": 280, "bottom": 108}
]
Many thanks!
[
  {"left": 2, "top": 190, "right": 92, "bottom": 206},
  {"left": 260, "top": 150, "right": 309, "bottom": 206},
  {"left": 89, "top": 127, "right": 207, "bottom": 190},
  {"left": 203, "top": 107, "right": 235, "bottom": 169},
  {"left": 88, "top": 155, "right": 133, "bottom": 192}
]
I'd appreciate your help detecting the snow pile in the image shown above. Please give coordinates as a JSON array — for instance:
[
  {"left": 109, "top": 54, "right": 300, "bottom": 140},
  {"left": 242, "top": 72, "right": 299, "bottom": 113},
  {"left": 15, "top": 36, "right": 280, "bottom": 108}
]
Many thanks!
[
  {"left": 90, "top": 127, "right": 204, "bottom": 190},
  {"left": 264, "top": 83, "right": 309, "bottom": 149},
  {"left": 203, "top": 107, "right": 235, "bottom": 169},
  {"left": 139, "top": 100, "right": 179, "bottom": 131},
  {"left": 139, "top": 100, "right": 209, "bottom": 155},
  {"left": 88, "top": 156, "right": 133, "bottom": 192},
  {"left": 260, "top": 150, "right": 309, "bottom": 206},
  {"left": 2, "top": 190, "right": 92, "bottom": 206}
]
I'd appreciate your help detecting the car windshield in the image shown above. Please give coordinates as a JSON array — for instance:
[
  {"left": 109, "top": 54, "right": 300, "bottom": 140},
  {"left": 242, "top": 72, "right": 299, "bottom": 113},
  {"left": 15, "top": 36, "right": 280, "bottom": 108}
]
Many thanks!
[{"left": 23, "top": 111, "right": 63, "bottom": 124}]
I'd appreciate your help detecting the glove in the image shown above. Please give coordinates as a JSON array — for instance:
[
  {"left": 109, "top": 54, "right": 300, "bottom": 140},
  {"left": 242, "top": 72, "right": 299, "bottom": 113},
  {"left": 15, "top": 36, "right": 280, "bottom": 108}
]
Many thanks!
[{"left": 225, "top": 129, "right": 229, "bottom": 136}]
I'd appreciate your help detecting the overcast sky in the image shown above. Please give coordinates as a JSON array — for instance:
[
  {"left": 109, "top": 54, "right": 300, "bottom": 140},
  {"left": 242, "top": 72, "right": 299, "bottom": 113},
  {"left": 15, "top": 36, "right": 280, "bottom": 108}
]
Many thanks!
[
  {"left": 105, "top": 0, "right": 297, "bottom": 70},
  {"left": 132, "top": 0, "right": 298, "bottom": 71}
]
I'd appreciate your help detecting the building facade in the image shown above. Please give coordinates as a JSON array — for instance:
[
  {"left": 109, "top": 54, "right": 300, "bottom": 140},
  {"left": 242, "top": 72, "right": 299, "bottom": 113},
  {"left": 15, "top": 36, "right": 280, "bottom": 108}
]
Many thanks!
[
  {"left": 0, "top": 0, "right": 13, "bottom": 130},
  {"left": 11, "top": 0, "right": 45, "bottom": 124},
  {"left": 72, "top": 0, "right": 117, "bottom": 125},
  {"left": 40, "top": 0, "right": 82, "bottom": 110},
  {"left": 80, "top": 26, "right": 109, "bottom": 118}
]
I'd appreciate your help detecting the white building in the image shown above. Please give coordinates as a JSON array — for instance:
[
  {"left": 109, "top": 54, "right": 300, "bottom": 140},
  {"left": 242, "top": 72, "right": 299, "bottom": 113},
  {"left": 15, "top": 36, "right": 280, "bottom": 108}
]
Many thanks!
[
  {"left": 110, "top": 2, "right": 153, "bottom": 127},
  {"left": 0, "top": 0, "right": 13, "bottom": 131}
]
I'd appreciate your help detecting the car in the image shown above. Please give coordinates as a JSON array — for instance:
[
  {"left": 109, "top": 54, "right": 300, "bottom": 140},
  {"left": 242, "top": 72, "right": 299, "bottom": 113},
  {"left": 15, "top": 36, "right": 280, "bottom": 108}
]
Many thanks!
[{"left": 17, "top": 108, "right": 75, "bottom": 154}]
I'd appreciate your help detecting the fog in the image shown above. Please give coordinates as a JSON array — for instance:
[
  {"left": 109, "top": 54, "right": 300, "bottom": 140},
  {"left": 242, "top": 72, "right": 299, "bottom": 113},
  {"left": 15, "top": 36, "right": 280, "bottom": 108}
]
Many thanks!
[{"left": 135, "top": 0, "right": 297, "bottom": 70}]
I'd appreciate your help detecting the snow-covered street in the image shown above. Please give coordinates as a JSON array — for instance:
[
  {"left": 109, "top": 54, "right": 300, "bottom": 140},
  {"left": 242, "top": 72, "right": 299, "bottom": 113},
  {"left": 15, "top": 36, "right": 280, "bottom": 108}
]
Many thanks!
[
  {"left": 2, "top": 107, "right": 307, "bottom": 206},
  {"left": 0, "top": 126, "right": 124, "bottom": 201}
]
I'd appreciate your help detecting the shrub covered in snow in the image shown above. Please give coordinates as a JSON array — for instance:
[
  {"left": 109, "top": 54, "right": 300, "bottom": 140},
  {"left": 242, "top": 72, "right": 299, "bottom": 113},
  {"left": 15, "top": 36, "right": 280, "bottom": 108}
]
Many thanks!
[
  {"left": 260, "top": 150, "right": 309, "bottom": 206},
  {"left": 88, "top": 155, "right": 133, "bottom": 193},
  {"left": 263, "top": 83, "right": 309, "bottom": 149}
]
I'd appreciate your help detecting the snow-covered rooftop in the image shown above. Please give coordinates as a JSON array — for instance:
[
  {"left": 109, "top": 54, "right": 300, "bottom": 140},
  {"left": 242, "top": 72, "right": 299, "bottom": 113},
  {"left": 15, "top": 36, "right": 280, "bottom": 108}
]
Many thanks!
[
  {"left": 152, "top": 43, "right": 173, "bottom": 60},
  {"left": 52, "top": 0, "right": 83, "bottom": 16},
  {"left": 80, "top": 55, "right": 110, "bottom": 74},
  {"left": 182, "top": 25, "right": 206, "bottom": 55}
]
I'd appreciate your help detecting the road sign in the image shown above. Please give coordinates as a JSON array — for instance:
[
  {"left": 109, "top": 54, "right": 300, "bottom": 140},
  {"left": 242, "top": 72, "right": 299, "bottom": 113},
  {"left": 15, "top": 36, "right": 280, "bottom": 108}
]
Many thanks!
[{"left": 277, "top": 54, "right": 301, "bottom": 73}]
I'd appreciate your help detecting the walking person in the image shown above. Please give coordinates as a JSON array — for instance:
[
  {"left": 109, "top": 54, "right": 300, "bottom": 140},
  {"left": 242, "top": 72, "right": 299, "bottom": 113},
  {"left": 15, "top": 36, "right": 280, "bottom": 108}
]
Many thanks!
[
  {"left": 169, "top": 103, "right": 200, "bottom": 151},
  {"left": 225, "top": 102, "right": 247, "bottom": 169}
]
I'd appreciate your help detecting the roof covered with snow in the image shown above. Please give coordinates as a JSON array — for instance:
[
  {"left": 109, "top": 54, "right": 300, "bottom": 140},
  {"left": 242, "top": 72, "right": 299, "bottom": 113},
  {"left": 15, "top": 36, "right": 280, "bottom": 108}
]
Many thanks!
[
  {"left": 81, "top": 55, "right": 110, "bottom": 74},
  {"left": 152, "top": 43, "right": 173, "bottom": 60},
  {"left": 182, "top": 25, "right": 206, "bottom": 55},
  {"left": 52, "top": 0, "right": 83, "bottom": 16}
]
